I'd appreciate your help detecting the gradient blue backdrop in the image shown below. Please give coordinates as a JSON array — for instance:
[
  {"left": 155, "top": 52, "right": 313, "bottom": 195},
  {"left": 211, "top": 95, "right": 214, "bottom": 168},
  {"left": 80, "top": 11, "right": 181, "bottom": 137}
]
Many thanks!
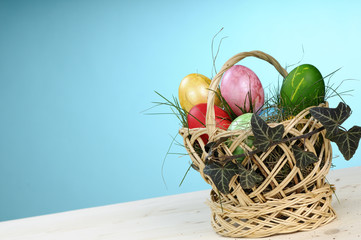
[{"left": 1, "top": 0, "right": 361, "bottom": 221}]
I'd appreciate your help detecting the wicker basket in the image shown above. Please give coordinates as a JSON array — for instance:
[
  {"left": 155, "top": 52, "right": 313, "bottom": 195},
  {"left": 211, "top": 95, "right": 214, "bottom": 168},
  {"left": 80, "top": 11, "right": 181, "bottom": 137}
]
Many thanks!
[{"left": 179, "top": 51, "right": 336, "bottom": 238}]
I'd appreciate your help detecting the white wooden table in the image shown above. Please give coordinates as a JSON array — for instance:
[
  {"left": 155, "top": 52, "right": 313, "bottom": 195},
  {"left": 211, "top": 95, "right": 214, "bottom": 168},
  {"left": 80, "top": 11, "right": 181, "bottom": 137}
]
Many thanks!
[{"left": 1, "top": 166, "right": 360, "bottom": 240}]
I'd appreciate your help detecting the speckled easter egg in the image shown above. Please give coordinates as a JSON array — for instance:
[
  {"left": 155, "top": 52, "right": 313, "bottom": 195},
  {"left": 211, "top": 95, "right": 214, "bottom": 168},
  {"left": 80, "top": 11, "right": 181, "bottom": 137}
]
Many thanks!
[{"left": 221, "top": 65, "right": 264, "bottom": 116}]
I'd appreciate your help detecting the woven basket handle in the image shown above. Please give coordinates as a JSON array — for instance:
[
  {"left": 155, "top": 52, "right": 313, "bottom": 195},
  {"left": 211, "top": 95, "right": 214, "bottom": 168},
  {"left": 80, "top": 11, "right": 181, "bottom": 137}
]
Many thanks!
[{"left": 206, "top": 50, "right": 288, "bottom": 140}]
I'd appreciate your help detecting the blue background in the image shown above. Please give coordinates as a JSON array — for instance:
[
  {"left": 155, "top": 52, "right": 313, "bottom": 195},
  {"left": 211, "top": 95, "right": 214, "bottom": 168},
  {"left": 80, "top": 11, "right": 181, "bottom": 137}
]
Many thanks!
[{"left": 1, "top": 0, "right": 361, "bottom": 221}]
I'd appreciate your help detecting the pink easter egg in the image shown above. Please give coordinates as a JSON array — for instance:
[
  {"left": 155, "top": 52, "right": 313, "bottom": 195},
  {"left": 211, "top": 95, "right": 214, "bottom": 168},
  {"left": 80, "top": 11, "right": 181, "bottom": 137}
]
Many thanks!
[{"left": 220, "top": 65, "right": 264, "bottom": 116}]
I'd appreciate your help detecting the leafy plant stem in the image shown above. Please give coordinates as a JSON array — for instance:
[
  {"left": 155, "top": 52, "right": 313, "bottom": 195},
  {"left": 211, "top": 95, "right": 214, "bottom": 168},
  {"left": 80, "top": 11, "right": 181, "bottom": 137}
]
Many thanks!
[{"left": 213, "top": 126, "right": 325, "bottom": 163}]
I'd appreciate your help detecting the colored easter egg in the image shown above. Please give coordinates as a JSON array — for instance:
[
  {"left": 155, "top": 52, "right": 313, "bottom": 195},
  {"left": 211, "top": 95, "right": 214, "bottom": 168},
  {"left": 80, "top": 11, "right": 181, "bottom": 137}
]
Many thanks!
[
  {"left": 187, "top": 103, "right": 231, "bottom": 143},
  {"left": 227, "top": 113, "right": 254, "bottom": 162},
  {"left": 280, "top": 64, "right": 325, "bottom": 115},
  {"left": 179, "top": 73, "right": 221, "bottom": 112},
  {"left": 221, "top": 65, "right": 264, "bottom": 116}
]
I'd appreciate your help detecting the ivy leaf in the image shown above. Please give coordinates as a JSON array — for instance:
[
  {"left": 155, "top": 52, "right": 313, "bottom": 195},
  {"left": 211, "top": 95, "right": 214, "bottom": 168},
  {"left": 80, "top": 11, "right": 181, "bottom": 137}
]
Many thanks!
[
  {"left": 330, "top": 126, "right": 361, "bottom": 160},
  {"left": 292, "top": 145, "right": 319, "bottom": 169},
  {"left": 251, "top": 114, "right": 285, "bottom": 151},
  {"left": 309, "top": 102, "right": 351, "bottom": 138},
  {"left": 238, "top": 165, "right": 263, "bottom": 189},
  {"left": 203, "top": 161, "right": 239, "bottom": 194},
  {"left": 204, "top": 141, "right": 216, "bottom": 154},
  {"left": 204, "top": 141, "right": 218, "bottom": 163},
  {"left": 204, "top": 137, "right": 228, "bottom": 163},
  {"left": 205, "top": 137, "right": 229, "bottom": 153}
]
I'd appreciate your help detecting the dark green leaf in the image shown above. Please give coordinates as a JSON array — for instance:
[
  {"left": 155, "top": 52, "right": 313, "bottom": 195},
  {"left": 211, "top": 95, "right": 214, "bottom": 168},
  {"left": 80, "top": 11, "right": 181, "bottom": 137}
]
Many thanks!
[
  {"left": 203, "top": 161, "right": 239, "bottom": 194},
  {"left": 238, "top": 166, "right": 263, "bottom": 189},
  {"left": 204, "top": 141, "right": 216, "bottom": 154},
  {"left": 330, "top": 126, "right": 361, "bottom": 160},
  {"left": 204, "top": 137, "right": 228, "bottom": 163},
  {"left": 251, "top": 114, "right": 285, "bottom": 151},
  {"left": 309, "top": 102, "right": 351, "bottom": 138},
  {"left": 205, "top": 137, "right": 229, "bottom": 153},
  {"left": 292, "top": 145, "right": 319, "bottom": 169}
]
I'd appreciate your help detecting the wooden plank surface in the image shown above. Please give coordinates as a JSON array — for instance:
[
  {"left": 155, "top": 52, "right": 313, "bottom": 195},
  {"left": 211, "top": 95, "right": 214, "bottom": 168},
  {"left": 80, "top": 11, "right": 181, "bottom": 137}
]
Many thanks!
[{"left": 0, "top": 166, "right": 360, "bottom": 240}]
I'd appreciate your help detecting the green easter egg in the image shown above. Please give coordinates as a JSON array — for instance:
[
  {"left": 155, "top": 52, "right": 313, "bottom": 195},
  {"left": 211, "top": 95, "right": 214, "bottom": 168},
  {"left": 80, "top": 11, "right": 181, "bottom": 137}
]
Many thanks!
[
  {"left": 227, "top": 113, "right": 254, "bottom": 163},
  {"left": 230, "top": 137, "right": 254, "bottom": 163},
  {"left": 228, "top": 113, "right": 253, "bottom": 131},
  {"left": 280, "top": 64, "right": 325, "bottom": 115}
]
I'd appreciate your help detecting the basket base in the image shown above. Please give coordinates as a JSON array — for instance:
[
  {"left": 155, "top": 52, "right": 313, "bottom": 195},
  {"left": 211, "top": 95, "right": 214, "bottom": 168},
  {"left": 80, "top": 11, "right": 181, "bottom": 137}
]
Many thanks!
[{"left": 207, "top": 185, "right": 336, "bottom": 238}]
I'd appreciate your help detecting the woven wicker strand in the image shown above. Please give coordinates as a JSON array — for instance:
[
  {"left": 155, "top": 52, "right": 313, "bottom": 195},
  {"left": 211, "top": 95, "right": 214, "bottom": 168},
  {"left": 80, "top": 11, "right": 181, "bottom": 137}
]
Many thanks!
[
  {"left": 179, "top": 51, "right": 336, "bottom": 238},
  {"left": 206, "top": 51, "right": 288, "bottom": 141}
]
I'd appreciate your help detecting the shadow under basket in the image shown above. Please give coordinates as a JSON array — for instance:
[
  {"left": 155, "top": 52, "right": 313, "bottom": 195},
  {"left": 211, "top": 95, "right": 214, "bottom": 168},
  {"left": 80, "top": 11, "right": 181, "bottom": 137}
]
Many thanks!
[{"left": 179, "top": 51, "right": 336, "bottom": 238}]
